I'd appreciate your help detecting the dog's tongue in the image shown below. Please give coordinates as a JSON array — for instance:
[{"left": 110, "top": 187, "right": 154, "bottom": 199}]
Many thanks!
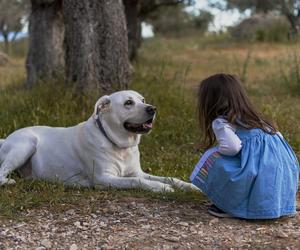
[{"left": 143, "top": 123, "right": 153, "bottom": 129}]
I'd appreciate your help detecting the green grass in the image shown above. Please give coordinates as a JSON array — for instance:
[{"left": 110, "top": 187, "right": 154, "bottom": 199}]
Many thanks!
[
  {"left": 1, "top": 35, "right": 300, "bottom": 218},
  {"left": 0, "top": 60, "right": 203, "bottom": 218}
]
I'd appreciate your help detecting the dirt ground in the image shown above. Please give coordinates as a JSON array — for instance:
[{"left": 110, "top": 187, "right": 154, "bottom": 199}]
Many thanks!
[{"left": 0, "top": 195, "right": 300, "bottom": 250}]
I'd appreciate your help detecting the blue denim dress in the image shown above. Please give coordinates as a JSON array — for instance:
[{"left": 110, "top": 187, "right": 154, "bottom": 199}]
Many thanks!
[{"left": 190, "top": 128, "right": 299, "bottom": 219}]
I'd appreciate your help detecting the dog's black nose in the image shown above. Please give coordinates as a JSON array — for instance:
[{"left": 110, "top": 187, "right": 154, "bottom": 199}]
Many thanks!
[{"left": 146, "top": 105, "right": 156, "bottom": 115}]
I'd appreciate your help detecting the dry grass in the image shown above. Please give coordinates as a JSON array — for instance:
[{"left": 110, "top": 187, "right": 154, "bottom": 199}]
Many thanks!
[
  {"left": 0, "top": 57, "right": 25, "bottom": 88},
  {"left": 139, "top": 36, "right": 300, "bottom": 154}
]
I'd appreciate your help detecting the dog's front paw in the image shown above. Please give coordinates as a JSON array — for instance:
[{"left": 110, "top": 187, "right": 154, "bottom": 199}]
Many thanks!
[
  {"left": 184, "top": 183, "right": 200, "bottom": 192},
  {"left": 0, "top": 177, "right": 16, "bottom": 186},
  {"left": 173, "top": 179, "right": 200, "bottom": 192},
  {"left": 152, "top": 184, "right": 174, "bottom": 193},
  {"left": 162, "top": 184, "right": 175, "bottom": 193}
]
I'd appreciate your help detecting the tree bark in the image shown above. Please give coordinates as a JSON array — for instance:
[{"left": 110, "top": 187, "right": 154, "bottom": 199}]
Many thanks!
[
  {"left": 26, "top": 0, "right": 64, "bottom": 86},
  {"left": 285, "top": 14, "right": 300, "bottom": 34},
  {"left": 123, "top": 0, "right": 142, "bottom": 61},
  {"left": 280, "top": 0, "right": 299, "bottom": 35},
  {"left": 123, "top": 0, "right": 186, "bottom": 61},
  {"left": 2, "top": 33, "right": 9, "bottom": 54},
  {"left": 63, "top": 0, "right": 131, "bottom": 93}
]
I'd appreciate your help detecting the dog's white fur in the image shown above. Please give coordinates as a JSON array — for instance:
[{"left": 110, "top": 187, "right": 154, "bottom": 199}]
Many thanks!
[{"left": 0, "top": 90, "right": 197, "bottom": 192}]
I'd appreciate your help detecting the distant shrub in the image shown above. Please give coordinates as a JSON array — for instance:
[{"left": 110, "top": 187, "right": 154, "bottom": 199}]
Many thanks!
[
  {"left": 230, "top": 13, "right": 291, "bottom": 42},
  {"left": 146, "top": 5, "right": 213, "bottom": 37}
]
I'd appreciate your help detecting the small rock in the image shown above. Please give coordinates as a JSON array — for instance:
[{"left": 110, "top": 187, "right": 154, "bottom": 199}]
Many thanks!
[
  {"left": 141, "top": 224, "right": 151, "bottom": 229},
  {"left": 178, "top": 222, "right": 189, "bottom": 227},
  {"left": 99, "top": 222, "right": 107, "bottom": 227},
  {"left": 74, "top": 221, "right": 83, "bottom": 229},
  {"left": 101, "top": 244, "right": 114, "bottom": 250},
  {"left": 161, "top": 235, "right": 180, "bottom": 242},
  {"left": 35, "top": 247, "right": 45, "bottom": 250},
  {"left": 277, "top": 231, "right": 289, "bottom": 238},
  {"left": 209, "top": 218, "right": 219, "bottom": 225},
  {"left": 41, "top": 239, "right": 52, "bottom": 249},
  {"left": 69, "top": 243, "right": 78, "bottom": 250},
  {"left": 162, "top": 245, "right": 172, "bottom": 250},
  {"left": 66, "top": 209, "right": 75, "bottom": 215}
]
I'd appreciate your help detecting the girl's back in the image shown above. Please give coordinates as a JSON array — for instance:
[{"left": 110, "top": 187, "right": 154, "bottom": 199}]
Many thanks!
[{"left": 192, "top": 73, "right": 299, "bottom": 219}]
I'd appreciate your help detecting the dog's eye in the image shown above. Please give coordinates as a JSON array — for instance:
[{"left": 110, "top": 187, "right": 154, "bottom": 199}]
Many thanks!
[
  {"left": 124, "top": 100, "right": 134, "bottom": 106},
  {"left": 142, "top": 98, "right": 145, "bottom": 103}
]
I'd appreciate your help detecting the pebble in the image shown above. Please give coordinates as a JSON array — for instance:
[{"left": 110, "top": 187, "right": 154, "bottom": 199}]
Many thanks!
[
  {"left": 161, "top": 235, "right": 180, "bottom": 242},
  {"left": 178, "top": 222, "right": 189, "bottom": 227},
  {"left": 69, "top": 243, "right": 78, "bottom": 250},
  {"left": 40, "top": 239, "right": 52, "bottom": 249},
  {"left": 0, "top": 197, "right": 299, "bottom": 249},
  {"left": 277, "top": 231, "right": 289, "bottom": 238},
  {"left": 74, "top": 221, "right": 81, "bottom": 228},
  {"left": 209, "top": 218, "right": 219, "bottom": 225}
]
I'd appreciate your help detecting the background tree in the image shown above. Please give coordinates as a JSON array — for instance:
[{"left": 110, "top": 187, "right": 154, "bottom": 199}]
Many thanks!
[
  {"left": 230, "top": 13, "right": 291, "bottom": 42},
  {"left": 26, "top": 0, "right": 64, "bottom": 86},
  {"left": 146, "top": 5, "right": 213, "bottom": 37},
  {"left": 0, "top": 0, "right": 29, "bottom": 54},
  {"left": 193, "top": 10, "right": 214, "bottom": 33},
  {"left": 123, "top": 0, "right": 194, "bottom": 61},
  {"left": 210, "top": 0, "right": 300, "bottom": 34},
  {"left": 63, "top": 0, "right": 131, "bottom": 93},
  {"left": 146, "top": 4, "right": 194, "bottom": 37},
  {"left": 26, "top": 0, "right": 197, "bottom": 90},
  {"left": 215, "top": 0, "right": 275, "bottom": 13}
]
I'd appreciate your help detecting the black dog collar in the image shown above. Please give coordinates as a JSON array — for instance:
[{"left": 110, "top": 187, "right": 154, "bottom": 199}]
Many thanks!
[{"left": 95, "top": 116, "right": 117, "bottom": 147}]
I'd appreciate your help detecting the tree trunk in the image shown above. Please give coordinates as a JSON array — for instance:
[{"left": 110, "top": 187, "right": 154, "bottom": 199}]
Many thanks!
[
  {"left": 280, "top": 0, "right": 299, "bottom": 35},
  {"left": 26, "top": 0, "right": 64, "bottom": 86},
  {"left": 63, "top": 0, "right": 131, "bottom": 93},
  {"left": 123, "top": 0, "right": 142, "bottom": 61},
  {"left": 2, "top": 33, "right": 9, "bottom": 54},
  {"left": 285, "top": 14, "right": 299, "bottom": 34}
]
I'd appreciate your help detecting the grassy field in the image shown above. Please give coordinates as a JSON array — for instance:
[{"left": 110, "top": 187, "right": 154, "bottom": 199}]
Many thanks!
[{"left": 0, "top": 36, "right": 300, "bottom": 217}]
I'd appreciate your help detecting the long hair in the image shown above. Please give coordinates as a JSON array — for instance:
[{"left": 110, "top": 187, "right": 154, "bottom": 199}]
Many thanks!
[{"left": 197, "top": 73, "right": 276, "bottom": 149}]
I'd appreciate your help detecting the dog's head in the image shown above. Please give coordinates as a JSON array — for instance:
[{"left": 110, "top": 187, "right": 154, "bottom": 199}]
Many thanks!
[{"left": 93, "top": 90, "right": 156, "bottom": 148}]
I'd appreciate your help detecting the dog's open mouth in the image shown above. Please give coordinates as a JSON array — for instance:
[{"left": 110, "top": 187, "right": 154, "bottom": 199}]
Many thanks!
[{"left": 124, "top": 118, "right": 154, "bottom": 134}]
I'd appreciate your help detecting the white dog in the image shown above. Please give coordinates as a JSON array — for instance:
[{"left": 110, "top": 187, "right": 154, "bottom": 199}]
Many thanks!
[{"left": 0, "top": 90, "right": 197, "bottom": 192}]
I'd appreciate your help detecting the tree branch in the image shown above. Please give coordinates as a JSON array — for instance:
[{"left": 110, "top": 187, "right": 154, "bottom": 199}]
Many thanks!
[
  {"left": 139, "top": 0, "right": 193, "bottom": 17},
  {"left": 32, "top": 0, "right": 56, "bottom": 5}
]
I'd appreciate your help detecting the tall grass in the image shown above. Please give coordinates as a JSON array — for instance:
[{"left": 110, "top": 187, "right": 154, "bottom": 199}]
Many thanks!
[
  {"left": 0, "top": 61, "right": 203, "bottom": 217},
  {"left": 1, "top": 35, "right": 300, "bottom": 217},
  {"left": 0, "top": 38, "right": 28, "bottom": 58},
  {"left": 278, "top": 51, "right": 300, "bottom": 94}
]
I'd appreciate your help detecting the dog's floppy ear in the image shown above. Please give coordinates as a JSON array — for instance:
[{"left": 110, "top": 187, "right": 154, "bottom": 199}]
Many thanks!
[{"left": 93, "top": 95, "right": 111, "bottom": 119}]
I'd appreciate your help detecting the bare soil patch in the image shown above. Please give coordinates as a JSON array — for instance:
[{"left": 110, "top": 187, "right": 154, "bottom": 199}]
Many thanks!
[{"left": 0, "top": 195, "right": 299, "bottom": 249}]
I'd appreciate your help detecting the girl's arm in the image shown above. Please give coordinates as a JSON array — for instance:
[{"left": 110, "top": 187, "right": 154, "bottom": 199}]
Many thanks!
[{"left": 212, "top": 118, "right": 242, "bottom": 156}]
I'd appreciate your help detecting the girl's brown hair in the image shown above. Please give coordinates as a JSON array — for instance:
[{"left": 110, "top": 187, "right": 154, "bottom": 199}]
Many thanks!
[{"left": 197, "top": 73, "right": 276, "bottom": 149}]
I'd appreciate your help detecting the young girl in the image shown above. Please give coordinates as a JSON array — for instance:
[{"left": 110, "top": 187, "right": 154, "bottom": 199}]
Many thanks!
[{"left": 190, "top": 73, "right": 299, "bottom": 219}]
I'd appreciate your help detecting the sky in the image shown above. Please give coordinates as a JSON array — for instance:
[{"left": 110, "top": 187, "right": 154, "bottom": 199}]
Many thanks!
[
  {"left": 191, "top": 0, "right": 245, "bottom": 31},
  {"left": 142, "top": 0, "right": 247, "bottom": 38}
]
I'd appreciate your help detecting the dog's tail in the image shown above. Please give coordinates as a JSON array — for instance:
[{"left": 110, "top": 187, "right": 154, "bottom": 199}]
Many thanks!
[{"left": 0, "top": 139, "right": 4, "bottom": 149}]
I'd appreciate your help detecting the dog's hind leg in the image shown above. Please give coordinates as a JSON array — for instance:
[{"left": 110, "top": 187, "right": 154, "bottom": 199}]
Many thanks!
[
  {"left": 0, "top": 139, "right": 36, "bottom": 185},
  {"left": 0, "top": 139, "right": 4, "bottom": 148}
]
